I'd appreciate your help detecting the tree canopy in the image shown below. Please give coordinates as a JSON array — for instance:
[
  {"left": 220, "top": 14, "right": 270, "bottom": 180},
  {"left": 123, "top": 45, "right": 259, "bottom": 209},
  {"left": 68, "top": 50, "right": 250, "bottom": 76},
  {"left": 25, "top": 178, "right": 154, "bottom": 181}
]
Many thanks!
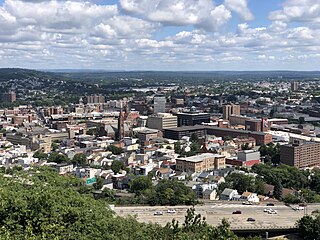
[{"left": 0, "top": 167, "right": 259, "bottom": 239}]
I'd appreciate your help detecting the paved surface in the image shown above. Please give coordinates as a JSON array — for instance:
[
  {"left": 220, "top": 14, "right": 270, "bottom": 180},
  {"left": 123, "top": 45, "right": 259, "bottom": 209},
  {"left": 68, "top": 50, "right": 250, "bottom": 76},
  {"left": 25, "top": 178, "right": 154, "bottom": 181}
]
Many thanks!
[{"left": 114, "top": 203, "right": 320, "bottom": 230}]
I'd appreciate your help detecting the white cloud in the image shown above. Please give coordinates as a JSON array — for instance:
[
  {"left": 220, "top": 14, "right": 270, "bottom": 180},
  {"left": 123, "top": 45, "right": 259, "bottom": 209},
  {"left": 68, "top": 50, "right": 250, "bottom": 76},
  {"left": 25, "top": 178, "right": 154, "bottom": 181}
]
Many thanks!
[
  {"left": 224, "top": 0, "right": 254, "bottom": 21},
  {"left": 119, "top": 0, "right": 232, "bottom": 31},
  {"left": 0, "top": 0, "right": 319, "bottom": 70},
  {"left": 269, "top": 0, "right": 320, "bottom": 24}
]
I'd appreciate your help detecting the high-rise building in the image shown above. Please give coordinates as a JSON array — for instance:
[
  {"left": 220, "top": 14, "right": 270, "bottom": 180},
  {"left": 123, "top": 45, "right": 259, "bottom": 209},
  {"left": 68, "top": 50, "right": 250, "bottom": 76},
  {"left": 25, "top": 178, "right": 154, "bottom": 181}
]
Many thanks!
[
  {"left": 280, "top": 141, "right": 320, "bottom": 168},
  {"left": 153, "top": 96, "right": 166, "bottom": 113},
  {"left": 86, "top": 95, "right": 105, "bottom": 104},
  {"left": 291, "top": 81, "right": 299, "bottom": 91},
  {"left": 3, "top": 91, "right": 16, "bottom": 103},
  {"left": 147, "top": 113, "right": 177, "bottom": 131},
  {"left": 222, "top": 104, "right": 240, "bottom": 120}
]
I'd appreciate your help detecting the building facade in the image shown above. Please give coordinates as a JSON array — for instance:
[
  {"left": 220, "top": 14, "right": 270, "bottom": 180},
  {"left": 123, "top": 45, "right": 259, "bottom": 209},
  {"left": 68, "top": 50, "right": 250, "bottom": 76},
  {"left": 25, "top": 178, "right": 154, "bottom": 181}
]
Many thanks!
[
  {"left": 153, "top": 96, "right": 166, "bottom": 113},
  {"left": 280, "top": 141, "right": 320, "bottom": 168},
  {"left": 147, "top": 113, "right": 177, "bottom": 131},
  {"left": 222, "top": 104, "right": 240, "bottom": 120},
  {"left": 3, "top": 91, "right": 16, "bottom": 103},
  {"left": 176, "top": 153, "right": 225, "bottom": 173},
  {"left": 86, "top": 95, "right": 105, "bottom": 104},
  {"left": 176, "top": 112, "right": 210, "bottom": 127}
]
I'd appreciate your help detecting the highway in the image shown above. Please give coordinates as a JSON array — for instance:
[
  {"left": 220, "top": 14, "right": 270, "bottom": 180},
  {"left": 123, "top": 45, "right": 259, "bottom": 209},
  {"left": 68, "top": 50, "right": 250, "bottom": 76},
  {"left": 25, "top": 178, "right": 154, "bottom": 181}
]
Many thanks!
[{"left": 114, "top": 202, "right": 320, "bottom": 229}]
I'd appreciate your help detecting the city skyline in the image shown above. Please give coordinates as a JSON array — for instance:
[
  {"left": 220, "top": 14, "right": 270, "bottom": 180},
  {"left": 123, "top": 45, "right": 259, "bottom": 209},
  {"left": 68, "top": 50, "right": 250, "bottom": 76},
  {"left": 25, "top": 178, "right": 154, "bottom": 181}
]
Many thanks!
[{"left": 0, "top": 0, "right": 319, "bottom": 71}]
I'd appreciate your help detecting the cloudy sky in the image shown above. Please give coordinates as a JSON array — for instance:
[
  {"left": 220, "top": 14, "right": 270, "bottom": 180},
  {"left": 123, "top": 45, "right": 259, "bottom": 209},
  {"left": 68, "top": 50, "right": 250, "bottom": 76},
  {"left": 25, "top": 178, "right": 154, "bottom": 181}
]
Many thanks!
[{"left": 0, "top": 0, "right": 320, "bottom": 70}]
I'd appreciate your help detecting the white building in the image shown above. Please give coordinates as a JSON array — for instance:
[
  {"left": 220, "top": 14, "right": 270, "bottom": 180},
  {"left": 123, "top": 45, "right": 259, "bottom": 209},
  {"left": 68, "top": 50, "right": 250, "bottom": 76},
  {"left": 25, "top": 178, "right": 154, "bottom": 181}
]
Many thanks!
[{"left": 153, "top": 96, "right": 166, "bottom": 113}]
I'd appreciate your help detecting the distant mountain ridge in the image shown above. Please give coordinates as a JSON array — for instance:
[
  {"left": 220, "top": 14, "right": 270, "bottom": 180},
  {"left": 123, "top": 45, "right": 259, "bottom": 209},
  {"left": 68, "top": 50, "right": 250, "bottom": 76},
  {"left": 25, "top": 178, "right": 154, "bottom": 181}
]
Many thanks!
[{"left": 0, "top": 68, "right": 319, "bottom": 83}]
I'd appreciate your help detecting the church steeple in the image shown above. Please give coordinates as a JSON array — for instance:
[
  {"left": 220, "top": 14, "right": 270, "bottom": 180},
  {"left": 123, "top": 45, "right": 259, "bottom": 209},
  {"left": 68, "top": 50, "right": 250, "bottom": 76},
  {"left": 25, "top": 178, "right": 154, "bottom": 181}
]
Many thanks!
[{"left": 117, "top": 102, "right": 125, "bottom": 142}]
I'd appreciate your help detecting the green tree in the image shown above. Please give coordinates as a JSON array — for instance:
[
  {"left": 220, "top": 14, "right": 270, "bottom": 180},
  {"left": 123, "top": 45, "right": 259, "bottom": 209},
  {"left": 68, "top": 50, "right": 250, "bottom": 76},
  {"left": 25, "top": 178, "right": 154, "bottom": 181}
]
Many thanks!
[
  {"left": 129, "top": 176, "right": 153, "bottom": 195},
  {"left": 51, "top": 142, "right": 59, "bottom": 151},
  {"left": 72, "top": 153, "right": 87, "bottom": 166},
  {"left": 297, "top": 214, "right": 320, "bottom": 240},
  {"left": 33, "top": 150, "right": 48, "bottom": 160},
  {"left": 241, "top": 143, "right": 251, "bottom": 150},
  {"left": 274, "top": 178, "right": 283, "bottom": 200},
  {"left": 48, "top": 152, "right": 69, "bottom": 164},
  {"left": 283, "top": 194, "right": 300, "bottom": 204},
  {"left": 93, "top": 176, "right": 104, "bottom": 190},
  {"left": 111, "top": 160, "right": 125, "bottom": 174},
  {"left": 107, "top": 145, "right": 124, "bottom": 155},
  {"left": 190, "top": 133, "right": 199, "bottom": 142}
]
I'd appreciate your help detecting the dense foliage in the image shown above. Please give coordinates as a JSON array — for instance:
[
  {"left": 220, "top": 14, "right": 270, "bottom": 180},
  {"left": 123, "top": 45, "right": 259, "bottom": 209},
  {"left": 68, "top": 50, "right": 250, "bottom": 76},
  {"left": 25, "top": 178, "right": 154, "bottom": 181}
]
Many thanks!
[
  {"left": 252, "top": 164, "right": 320, "bottom": 203},
  {"left": 259, "top": 143, "right": 280, "bottom": 165},
  {"left": 0, "top": 167, "right": 260, "bottom": 239},
  {"left": 129, "top": 177, "right": 197, "bottom": 206},
  {"left": 219, "top": 173, "right": 265, "bottom": 195},
  {"left": 297, "top": 214, "right": 320, "bottom": 240}
]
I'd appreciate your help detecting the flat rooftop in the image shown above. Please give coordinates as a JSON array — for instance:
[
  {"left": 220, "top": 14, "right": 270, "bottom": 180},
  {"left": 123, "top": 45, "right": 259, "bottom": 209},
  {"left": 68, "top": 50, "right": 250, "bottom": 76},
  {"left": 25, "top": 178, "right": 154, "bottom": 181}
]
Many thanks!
[
  {"left": 165, "top": 125, "right": 268, "bottom": 136},
  {"left": 177, "top": 153, "right": 220, "bottom": 163}
]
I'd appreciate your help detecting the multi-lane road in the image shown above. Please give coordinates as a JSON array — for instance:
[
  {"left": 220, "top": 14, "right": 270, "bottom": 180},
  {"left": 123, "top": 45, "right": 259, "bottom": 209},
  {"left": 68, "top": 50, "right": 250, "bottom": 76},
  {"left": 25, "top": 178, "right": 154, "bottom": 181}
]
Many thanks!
[{"left": 114, "top": 202, "right": 320, "bottom": 230}]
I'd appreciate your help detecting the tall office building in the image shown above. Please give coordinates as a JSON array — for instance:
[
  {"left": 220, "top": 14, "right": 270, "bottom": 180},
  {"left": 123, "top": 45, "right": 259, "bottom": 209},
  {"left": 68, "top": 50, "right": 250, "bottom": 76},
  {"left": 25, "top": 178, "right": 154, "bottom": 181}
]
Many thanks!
[
  {"left": 280, "top": 141, "right": 320, "bottom": 168},
  {"left": 153, "top": 96, "right": 166, "bottom": 113},
  {"left": 86, "top": 95, "right": 105, "bottom": 104},
  {"left": 291, "top": 81, "right": 299, "bottom": 91},
  {"left": 222, "top": 104, "right": 240, "bottom": 120},
  {"left": 3, "top": 91, "right": 16, "bottom": 103}
]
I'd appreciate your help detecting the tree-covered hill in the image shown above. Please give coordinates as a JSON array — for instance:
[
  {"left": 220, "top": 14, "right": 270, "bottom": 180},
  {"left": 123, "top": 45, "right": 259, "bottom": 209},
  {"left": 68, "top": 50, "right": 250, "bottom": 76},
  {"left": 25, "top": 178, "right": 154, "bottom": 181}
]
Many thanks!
[{"left": 0, "top": 167, "right": 259, "bottom": 240}]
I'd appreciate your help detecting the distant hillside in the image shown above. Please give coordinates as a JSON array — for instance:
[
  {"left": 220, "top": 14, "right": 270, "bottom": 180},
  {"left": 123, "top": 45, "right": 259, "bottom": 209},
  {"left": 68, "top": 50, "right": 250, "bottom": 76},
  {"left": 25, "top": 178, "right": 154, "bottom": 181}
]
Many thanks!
[
  {"left": 1, "top": 68, "right": 320, "bottom": 86},
  {"left": 0, "top": 68, "right": 57, "bottom": 81}
]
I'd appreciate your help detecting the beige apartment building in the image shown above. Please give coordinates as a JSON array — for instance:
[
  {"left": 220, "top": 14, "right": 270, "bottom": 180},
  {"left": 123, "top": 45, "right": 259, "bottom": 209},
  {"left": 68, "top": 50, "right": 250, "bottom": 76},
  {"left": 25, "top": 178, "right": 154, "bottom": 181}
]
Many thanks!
[
  {"left": 147, "top": 113, "right": 177, "bottom": 131},
  {"left": 222, "top": 104, "right": 240, "bottom": 120},
  {"left": 176, "top": 153, "right": 225, "bottom": 173}
]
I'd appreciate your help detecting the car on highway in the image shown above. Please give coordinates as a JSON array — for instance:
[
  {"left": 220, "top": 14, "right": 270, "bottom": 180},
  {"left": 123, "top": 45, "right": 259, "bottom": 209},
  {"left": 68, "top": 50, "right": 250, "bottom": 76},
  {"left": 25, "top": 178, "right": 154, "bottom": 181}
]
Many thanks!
[
  {"left": 232, "top": 210, "right": 242, "bottom": 214},
  {"left": 154, "top": 211, "right": 163, "bottom": 216},
  {"left": 268, "top": 209, "right": 277, "bottom": 214},
  {"left": 167, "top": 209, "right": 176, "bottom": 214},
  {"left": 247, "top": 218, "right": 256, "bottom": 222},
  {"left": 266, "top": 203, "right": 275, "bottom": 206},
  {"left": 294, "top": 206, "right": 304, "bottom": 211},
  {"left": 264, "top": 208, "right": 277, "bottom": 214}
]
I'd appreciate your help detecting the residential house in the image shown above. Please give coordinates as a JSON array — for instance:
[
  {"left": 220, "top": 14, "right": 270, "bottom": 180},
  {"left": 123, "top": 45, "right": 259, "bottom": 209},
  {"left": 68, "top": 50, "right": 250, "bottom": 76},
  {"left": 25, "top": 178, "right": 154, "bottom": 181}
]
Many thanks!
[
  {"left": 203, "top": 189, "right": 217, "bottom": 200},
  {"left": 54, "top": 163, "right": 73, "bottom": 174},
  {"left": 220, "top": 188, "right": 239, "bottom": 200},
  {"left": 241, "top": 191, "right": 260, "bottom": 203}
]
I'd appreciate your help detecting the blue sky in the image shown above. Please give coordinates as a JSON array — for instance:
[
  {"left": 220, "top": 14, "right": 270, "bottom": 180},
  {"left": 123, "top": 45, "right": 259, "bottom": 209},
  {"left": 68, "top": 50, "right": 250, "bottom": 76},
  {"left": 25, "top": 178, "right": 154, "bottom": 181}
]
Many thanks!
[{"left": 0, "top": 0, "right": 320, "bottom": 71}]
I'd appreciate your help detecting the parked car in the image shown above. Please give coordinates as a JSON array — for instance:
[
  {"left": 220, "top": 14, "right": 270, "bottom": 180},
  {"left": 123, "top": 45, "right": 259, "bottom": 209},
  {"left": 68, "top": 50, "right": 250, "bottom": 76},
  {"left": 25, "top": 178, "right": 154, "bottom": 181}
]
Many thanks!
[
  {"left": 299, "top": 203, "right": 307, "bottom": 207},
  {"left": 242, "top": 201, "right": 252, "bottom": 205},
  {"left": 266, "top": 203, "right": 275, "bottom": 206},
  {"left": 154, "top": 211, "right": 163, "bottom": 216},
  {"left": 232, "top": 210, "right": 242, "bottom": 214},
  {"left": 247, "top": 218, "right": 256, "bottom": 222},
  {"left": 167, "top": 209, "right": 176, "bottom": 214}
]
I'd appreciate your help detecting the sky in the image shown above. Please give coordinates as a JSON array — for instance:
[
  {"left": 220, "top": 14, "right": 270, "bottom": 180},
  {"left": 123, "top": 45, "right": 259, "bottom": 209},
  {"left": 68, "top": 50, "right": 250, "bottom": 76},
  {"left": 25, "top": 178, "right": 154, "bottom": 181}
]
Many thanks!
[{"left": 0, "top": 0, "right": 320, "bottom": 71}]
